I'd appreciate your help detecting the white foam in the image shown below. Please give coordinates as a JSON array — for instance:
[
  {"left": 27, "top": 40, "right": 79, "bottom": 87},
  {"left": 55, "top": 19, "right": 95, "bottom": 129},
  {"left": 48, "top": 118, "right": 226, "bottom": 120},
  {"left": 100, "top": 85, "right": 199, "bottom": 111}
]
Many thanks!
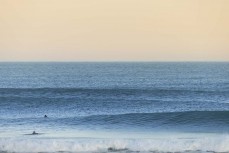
[{"left": 1, "top": 135, "right": 229, "bottom": 153}]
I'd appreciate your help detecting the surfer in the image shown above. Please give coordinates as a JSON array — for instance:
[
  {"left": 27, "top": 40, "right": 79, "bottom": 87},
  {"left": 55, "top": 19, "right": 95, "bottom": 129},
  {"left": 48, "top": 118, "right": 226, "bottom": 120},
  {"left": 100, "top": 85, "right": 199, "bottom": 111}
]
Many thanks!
[
  {"left": 44, "top": 115, "right": 48, "bottom": 118},
  {"left": 32, "top": 131, "right": 38, "bottom": 135}
]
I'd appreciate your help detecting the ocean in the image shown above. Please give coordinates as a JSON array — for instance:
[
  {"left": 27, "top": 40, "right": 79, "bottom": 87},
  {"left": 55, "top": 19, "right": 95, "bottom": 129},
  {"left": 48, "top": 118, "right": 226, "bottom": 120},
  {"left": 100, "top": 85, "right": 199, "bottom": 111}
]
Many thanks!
[{"left": 0, "top": 62, "right": 229, "bottom": 153}]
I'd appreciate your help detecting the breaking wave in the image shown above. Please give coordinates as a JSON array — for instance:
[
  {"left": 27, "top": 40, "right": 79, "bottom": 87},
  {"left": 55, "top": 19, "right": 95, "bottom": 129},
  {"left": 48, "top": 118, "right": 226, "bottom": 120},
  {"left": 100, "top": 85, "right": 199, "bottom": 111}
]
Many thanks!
[{"left": 1, "top": 135, "right": 229, "bottom": 153}]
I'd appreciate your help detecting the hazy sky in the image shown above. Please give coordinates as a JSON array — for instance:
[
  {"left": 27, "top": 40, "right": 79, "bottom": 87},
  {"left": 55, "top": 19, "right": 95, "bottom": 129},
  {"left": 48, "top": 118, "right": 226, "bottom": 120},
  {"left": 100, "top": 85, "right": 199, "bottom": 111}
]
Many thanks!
[{"left": 0, "top": 0, "right": 228, "bottom": 61}]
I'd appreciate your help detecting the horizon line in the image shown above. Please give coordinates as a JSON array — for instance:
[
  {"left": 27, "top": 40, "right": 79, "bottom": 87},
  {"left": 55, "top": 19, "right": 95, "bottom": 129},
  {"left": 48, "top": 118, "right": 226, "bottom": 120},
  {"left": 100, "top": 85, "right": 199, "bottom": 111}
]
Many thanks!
[{"left": 0, "top": 60, "right": 228, "bottom": 63}]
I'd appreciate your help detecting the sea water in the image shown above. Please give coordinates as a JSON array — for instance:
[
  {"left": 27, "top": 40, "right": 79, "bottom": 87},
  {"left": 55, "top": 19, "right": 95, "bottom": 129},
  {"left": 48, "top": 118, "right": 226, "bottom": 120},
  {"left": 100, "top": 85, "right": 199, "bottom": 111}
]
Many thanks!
[{"left": 0, "top": 62, "right": 229, "bottom": 153}]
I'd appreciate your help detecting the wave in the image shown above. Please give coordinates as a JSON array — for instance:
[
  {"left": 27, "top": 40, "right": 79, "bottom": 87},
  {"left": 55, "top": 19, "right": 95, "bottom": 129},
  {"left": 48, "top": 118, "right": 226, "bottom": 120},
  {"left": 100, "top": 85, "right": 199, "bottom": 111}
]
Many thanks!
[
  {"left": 0, "top": 87, "right": 227, "bottom": 105},
  {"left": 1, "top": 135, "right": 229, "bottom": 153},
  {"left": 59, "top": 111, "right": 229, "bottom": 127},
  {"left": 1, "top": 111, "right": 229, "bottom": 132},
  {"left": 0, "top": 87, "right": 228, "bottom": 94}
]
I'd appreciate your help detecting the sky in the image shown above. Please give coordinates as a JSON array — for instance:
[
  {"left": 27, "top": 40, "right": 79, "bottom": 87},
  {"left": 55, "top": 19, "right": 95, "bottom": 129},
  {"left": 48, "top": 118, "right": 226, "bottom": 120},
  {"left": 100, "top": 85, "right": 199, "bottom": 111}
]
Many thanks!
[{"left": 0, "top": 0, "right": 229, "bottom": 61}]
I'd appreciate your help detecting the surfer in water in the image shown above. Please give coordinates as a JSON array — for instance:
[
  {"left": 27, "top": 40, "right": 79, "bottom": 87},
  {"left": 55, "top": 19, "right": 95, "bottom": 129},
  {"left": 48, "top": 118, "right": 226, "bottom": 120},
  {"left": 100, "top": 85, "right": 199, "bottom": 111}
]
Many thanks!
[
  {"left": 32, "top": 131, "right": 38, "bottom": 135},
  {"left": 44, "top": 115, "right": 48, "bottom": 118}
]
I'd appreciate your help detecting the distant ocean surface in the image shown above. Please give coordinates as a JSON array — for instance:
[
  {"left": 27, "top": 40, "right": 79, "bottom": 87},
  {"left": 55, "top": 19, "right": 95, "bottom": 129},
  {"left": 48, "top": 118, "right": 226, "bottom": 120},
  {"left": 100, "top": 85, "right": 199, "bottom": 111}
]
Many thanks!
[{"left": 0, "top": 62, "right": 229, "bottom": 153}]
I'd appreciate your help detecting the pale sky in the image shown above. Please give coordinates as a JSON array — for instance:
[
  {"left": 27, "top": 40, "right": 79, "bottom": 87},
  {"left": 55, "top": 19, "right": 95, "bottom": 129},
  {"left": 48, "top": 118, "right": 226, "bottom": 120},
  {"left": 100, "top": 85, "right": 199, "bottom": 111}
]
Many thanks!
[{"left": 0, "top": 0, "right": 229, "bottom": 61}]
